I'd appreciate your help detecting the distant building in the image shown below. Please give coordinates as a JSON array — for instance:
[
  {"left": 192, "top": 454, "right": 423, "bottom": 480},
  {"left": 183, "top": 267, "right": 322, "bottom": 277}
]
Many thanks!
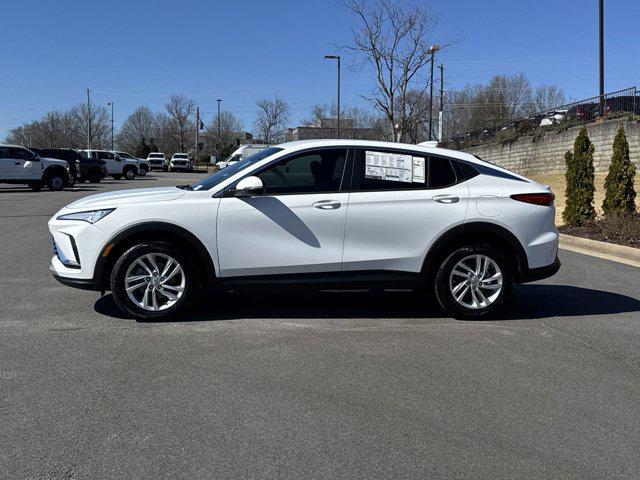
[{"left": 286, "top": 118, "right": 381, "bottom": 141}]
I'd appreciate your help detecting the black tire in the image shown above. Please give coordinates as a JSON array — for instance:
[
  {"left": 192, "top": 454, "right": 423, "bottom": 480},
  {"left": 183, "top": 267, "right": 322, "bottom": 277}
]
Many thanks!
[
  {"left": 163, "top": 166, "right": 168, "bottom": 172},
  {"left": 87, "top": 169, "right": 102, "bottom": 183},
  {"left": 46, "top": 172, "right": 65, "bottom": 191},
  {"left": 110, "top": 242, "right": 197, "bottom": 321},
  {"left": 112, "top": 174, "right": 122, "bottom": 180},
  {"left": 434, "top": 244, "right": 512, "bottom": 320},
  {"left": 29, "top": 182, "right": 42, "bottom": 192},
  {"left": 124, "top": 168, "right": 136, "bottom": 180}
]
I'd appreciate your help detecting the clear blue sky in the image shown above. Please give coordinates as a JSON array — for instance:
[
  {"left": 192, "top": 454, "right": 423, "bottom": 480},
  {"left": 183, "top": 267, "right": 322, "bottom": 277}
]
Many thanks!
[{"left": 1, "top": 0, "right": 639, "bottom": 138}]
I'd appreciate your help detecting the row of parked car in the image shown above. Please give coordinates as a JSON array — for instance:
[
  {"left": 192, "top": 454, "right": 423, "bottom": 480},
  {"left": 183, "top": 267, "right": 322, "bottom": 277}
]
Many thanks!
[{"left": 0, "top": 145, "right": 194, "bottom": 191}]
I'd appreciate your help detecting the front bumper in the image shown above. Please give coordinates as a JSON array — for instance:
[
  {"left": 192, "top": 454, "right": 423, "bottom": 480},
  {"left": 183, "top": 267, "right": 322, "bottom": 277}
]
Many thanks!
[{"left": 50, "top": 262, "right": 102, "bottom": 291}]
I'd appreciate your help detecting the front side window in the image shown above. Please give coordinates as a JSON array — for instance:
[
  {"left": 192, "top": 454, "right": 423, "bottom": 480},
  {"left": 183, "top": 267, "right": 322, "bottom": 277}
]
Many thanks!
[
  {"left": 256, "top": 148, "right": 347, "bottom": 195},
  {"left": 7, "top": 147, "right": 35, "bottom": 161},
  {"left": 97, "top": 151, "right": 114, "bottom": 160}
]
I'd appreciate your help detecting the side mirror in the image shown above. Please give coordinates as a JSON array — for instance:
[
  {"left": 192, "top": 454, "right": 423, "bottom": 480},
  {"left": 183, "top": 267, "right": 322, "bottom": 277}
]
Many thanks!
[{"left": 230, "top": 176, "right": 264, "bottom": 197}]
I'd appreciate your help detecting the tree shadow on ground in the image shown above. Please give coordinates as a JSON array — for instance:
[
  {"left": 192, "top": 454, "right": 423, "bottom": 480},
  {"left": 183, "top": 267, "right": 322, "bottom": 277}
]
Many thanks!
[{"left": 94, "top": 284, "right": 640, "bottom": 322}]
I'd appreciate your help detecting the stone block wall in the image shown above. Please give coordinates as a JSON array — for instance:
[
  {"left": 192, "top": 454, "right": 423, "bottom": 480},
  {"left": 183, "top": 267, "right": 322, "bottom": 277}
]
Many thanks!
[{"left": 465, "top": 118, "right": 640, "bottom": 175}]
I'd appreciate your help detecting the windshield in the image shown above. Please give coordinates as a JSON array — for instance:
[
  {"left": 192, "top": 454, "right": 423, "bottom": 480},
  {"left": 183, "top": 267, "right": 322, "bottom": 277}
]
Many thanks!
[
  {"left": 149, "top": 154, "right": 164, "bottom": 158},
  {"left": 118, "top": 152, "right": 134, "bottom": 159},
  {"left": 191, "top": 147, "right": 283, "bottom": 191},
  {"left": 174, "top": 154, "right": 188, "bottom": 159},
  {"left": 224, "top": 154, "right": 241, "bottom": 163}
]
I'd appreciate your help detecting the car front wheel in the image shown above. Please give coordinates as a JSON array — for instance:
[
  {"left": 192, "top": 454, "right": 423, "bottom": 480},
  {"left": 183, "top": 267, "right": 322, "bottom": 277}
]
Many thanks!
[
  {"left": 434, "top": 244, "right": 511, "bottom": 320},
  {"left": 124, "top": 168, "right": 136, "bottom": 180},
  {"left": 110, "top": 242, "right": 195, "bottom": 320},
  {"left": 46, "top": 173, "right": 65, "bottom": 191}
]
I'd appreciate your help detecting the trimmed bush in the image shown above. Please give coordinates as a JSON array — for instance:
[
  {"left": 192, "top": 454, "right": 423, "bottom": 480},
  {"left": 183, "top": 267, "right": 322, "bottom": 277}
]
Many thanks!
[
  {"left": 602, "top": 126, "right": 637, "bottom": 215},
  {"left": 563, "top": 126, "right": 596, "bottom": 225}
]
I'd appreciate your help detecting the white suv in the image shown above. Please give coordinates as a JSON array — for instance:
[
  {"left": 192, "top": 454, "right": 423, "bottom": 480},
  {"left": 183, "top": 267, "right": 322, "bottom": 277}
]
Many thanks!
[
  {"left": 113, "top": 151, "right": 149, "bottom": 176},
  {"left": 0, "top": 144, "right": 70, "bottom": 191},
  {"left": 49, "top": 140, "right": 560, "bottom": 320}
]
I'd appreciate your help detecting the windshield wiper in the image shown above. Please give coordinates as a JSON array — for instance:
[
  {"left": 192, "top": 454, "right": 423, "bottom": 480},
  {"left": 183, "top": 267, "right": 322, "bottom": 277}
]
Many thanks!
[{"left": 176, "top": 184, "right": 193, "bottom": 190}]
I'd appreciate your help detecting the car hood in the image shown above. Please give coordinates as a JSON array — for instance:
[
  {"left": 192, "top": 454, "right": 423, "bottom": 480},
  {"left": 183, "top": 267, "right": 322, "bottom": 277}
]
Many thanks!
[
  {"left": 66, "top": 187, "right": 187, "bottom": 209},
  {"left": 41, "top": 157, "right": 68, "bottom": 168}
]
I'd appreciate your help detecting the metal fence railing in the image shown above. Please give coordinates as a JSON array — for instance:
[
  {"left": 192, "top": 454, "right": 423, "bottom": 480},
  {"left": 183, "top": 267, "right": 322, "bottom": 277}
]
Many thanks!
[{"left": 444, "top": 86, "right": 639, "bottom": 149}]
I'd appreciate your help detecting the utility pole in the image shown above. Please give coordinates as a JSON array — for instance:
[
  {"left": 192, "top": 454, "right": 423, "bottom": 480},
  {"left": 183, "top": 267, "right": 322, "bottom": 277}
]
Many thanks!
[
  {"left": 195, "top": 106, "right": 200, "bottom": 164},
  {"left": 427, "top": 45, "right": 441, "bottom": 141},
  {"left": 438, "top": 64, "right": 444, "bottom": 143},
  {"left": 107, "top": 101, "right": 114, "bottom": 150},
  {"left": 86, "top": 88, "right": 92, "bottom": 149},
  {"left": 216, "top": 99, "right": 222, "bottom": 158},
  {"left": 324, "top": 55, "right": 341, "bottom": 138},
  {"left": 599, "top": 0, "right": 605, "bottom": 118}
]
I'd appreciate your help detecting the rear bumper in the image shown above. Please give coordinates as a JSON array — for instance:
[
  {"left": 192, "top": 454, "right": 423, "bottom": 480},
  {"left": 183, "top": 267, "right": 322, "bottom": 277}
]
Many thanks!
[{"left": 518, "top": 256, "right": 561, "bottom": 283}]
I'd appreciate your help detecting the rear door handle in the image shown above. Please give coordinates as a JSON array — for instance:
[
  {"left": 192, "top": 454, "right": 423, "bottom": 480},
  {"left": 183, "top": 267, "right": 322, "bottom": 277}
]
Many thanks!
[
  {"left": 312, "top": 200, "right": 342, "bottom": 210},
  {"left": 433, "top": 194, "right": 460, "bottom": 204}
]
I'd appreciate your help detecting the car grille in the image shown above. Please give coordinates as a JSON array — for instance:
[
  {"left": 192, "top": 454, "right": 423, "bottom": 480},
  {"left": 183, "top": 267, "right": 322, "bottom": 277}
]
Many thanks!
[{"left": 150, "top": 160, "right": 163, "bottom": 164}]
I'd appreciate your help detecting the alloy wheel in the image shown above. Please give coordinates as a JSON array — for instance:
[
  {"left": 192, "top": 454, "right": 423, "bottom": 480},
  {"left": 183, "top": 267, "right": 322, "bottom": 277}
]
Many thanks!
[
  {"left": 124, "top": 253, "right": 185, "bottom": 311},
  {"left": 449, "top": 254, "right": 503, "bottom": 310}
]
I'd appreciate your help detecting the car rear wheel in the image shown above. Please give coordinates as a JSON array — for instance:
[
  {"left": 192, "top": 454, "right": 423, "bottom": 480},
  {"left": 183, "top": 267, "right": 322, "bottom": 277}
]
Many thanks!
[
  {"left": 87, "top": 169, "right": 102, "bottom": 183},
  {"left": 434, "top": 244, "right": 512, "bottom": 320},
  {"left": 110, "top": 242, "right": 196, "bottom": 320}
]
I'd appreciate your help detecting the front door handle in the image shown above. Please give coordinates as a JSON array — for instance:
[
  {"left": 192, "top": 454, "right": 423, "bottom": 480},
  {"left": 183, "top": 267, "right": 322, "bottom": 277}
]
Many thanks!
[
  {"left": 312, "top": 200, "right": 342, "bottom": 210},
  {"left": 433, "top": 194, "right": 460, "bottom": 204}
]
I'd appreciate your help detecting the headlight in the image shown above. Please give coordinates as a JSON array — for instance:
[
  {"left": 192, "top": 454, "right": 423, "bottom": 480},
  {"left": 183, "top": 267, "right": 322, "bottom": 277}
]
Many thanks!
[{"left": 57, "top": 209, "right": 115, "bottom": 224}]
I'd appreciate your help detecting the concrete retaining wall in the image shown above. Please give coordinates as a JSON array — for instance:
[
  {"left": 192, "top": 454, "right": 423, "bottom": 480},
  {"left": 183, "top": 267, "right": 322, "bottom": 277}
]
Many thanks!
[{"left": 465, "top": 118, "right": 640, "bottom": 175}]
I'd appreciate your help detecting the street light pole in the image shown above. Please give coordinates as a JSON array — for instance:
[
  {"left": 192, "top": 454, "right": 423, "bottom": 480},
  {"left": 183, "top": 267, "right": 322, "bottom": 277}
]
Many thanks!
[
  {"left": 438, "top": 64, "right": 444, "bottom": 142},
  {"left": 324, "top": 55, "right": 341, "bottom": 139},
  {"left": 599, "top": 0, "right": 605, "bottom": 118},
  {"left": 86, "top": 88, "right": 92, "bottom": 149},
  {"left": 107, "top": 101, "right": 114, "bottom": 150},
  {"left": 427, "top": 45, "right": 440, "bottom": 141}
]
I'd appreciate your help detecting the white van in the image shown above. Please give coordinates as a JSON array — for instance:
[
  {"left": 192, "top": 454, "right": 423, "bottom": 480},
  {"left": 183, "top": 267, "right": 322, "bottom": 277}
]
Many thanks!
[{"left": 217, "top": 144, "right": 270, "bottom": 169}]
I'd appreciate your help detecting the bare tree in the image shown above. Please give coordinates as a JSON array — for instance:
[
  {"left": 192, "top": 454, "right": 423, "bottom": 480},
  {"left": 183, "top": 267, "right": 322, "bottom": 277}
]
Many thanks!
[
  {"left": 342, "top": 0, "right": 443, "bottom": 141},
  {"left": 165, "top": 94, "right": 196, "bottom": 153},
  {"left": 205, "top": 110, "right": 244, "bottom": 160},
  {"left": 254, "top": 97, "right": 290, "bottom": 144},
  {"left": 534, "top": 85, "right": 566, "bottom": 113},
  {"left": 116, "top": 106, "right": 156, "bottom": 153},
  {"left": 152, "top": 113, "right": 171, "bottom": 153}
]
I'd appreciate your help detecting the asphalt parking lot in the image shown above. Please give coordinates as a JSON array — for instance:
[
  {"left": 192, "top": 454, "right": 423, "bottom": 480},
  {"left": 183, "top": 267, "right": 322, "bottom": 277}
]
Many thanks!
[{"left": 2, "top": 172, "right": 640, "bottom": 479}]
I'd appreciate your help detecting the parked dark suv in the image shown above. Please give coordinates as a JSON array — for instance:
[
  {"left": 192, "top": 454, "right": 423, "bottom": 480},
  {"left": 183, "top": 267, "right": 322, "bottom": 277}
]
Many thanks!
[{"left": 31, "top": 148, "right": 106, "bottom": 183}]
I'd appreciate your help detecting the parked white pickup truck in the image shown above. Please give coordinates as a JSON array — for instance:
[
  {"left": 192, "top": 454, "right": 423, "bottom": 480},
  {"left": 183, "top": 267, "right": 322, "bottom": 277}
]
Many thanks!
[
  {"left": 0, "top": 144, "right": 70, "bottom": 191},
  {"left": 78, "top": 149, "right": 138, "bottom": 180}
]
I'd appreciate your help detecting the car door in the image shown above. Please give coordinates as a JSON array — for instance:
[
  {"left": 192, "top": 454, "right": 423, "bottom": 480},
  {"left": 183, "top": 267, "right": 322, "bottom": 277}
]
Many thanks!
[
  {"left": 0, "top": 147, "right": 13, "bottom": 179},
  {"left": 98, "top": 151, "right": 118, "bottom": 173},
  {"left": 216, "top": 148, "right": 350, "bottom": 277},
  {"left": 8, "top": 147, "right": 41, "bottom": 180},
  {"left": 342, "top": 148, "right": 469, "bottom": 273}
]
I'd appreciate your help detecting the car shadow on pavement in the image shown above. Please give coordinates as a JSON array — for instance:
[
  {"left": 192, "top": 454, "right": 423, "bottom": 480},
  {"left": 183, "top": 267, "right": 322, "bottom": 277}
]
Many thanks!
[{"left": 94, "top": 284, "right": 640, "bottom": 322}]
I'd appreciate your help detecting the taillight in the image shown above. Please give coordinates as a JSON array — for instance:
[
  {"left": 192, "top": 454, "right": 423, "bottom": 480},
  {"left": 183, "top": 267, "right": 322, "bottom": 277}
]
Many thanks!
[{"left": 510, "top": 192, "right": 555, "bottom": 206}]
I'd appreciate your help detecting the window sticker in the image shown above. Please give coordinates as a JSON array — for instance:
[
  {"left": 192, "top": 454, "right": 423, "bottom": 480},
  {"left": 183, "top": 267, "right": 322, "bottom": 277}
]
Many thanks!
[
  {"left": 365, "top": 151, "right": 415, "bottom": 183},
  {"left": 412, "top": 157, "right": 426, "bottom": 183}
]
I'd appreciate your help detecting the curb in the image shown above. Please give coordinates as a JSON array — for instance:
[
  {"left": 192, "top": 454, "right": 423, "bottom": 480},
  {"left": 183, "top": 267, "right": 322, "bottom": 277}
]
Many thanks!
[{"left": 559, "top": 233, "right": 640, "bottom": 267}]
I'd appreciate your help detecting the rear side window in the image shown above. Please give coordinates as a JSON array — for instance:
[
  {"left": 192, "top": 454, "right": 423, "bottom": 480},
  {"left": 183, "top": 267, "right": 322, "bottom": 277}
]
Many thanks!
[
  {"left": 351, "top": 149, "right": 428, "bottom": 191},
  {"left": 0, "top": 147, "right": 7, "bottom": 158},
  {"left": 429, "top": 157, "right": 457, "bottom": 189}
]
